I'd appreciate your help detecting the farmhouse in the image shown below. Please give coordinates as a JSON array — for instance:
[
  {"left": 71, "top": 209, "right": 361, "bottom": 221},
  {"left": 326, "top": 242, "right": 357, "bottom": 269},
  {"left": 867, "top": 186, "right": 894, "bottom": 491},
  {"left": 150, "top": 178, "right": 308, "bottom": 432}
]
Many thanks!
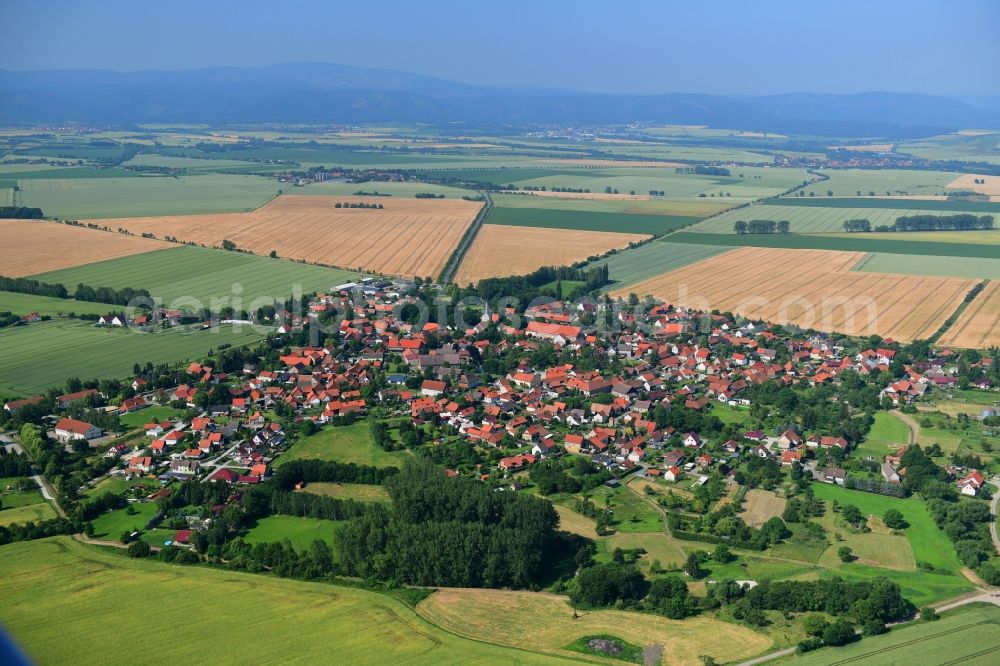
[{"left": 53, "top": 417, "right": 102, "bottom": 442}]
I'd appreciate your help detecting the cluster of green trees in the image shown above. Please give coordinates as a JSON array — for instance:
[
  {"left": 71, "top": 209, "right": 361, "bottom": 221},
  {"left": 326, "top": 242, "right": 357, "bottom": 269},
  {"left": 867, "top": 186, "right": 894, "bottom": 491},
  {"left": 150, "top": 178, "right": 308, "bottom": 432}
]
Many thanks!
[
  {"left": 333, "top": 202, "right": 384, "bottom": 209},
  {"left": 335, "top": 460, "right": 559, "bottom": 588},
  {"left": 676, "top": 166, "right": 731, "bottom": 176},
  {"left": 927, "top": 499, "right": 994, "bottom": 572},
  {"left": 733, "top": 219, "right": 791, "bottom": 234},
  {"left": 462, "top": 263, "right": 609, "bottom": 302},
  {"left": 0, "top": 206, "right": 43, "bottom": 218},
  {"left": 0, "top": 448, "right": 33, "bottom": 478},
  {"left": 528, "top": 458, "right": 611, "bottom": 496},
  {"left": 413, "top": 193, "right": 445, "bottom": 199},
  {"left": 842, "top": 218, "right": 872, "bottom": 232},
  {"left": 668, "top": 506, "right": 789, "bottom": 550},
  {"left": 0, "top": 275, "right": 152, "bottom": 307},
  {"left": 893, "top": 214, "right": 993, "bottom": 232}
]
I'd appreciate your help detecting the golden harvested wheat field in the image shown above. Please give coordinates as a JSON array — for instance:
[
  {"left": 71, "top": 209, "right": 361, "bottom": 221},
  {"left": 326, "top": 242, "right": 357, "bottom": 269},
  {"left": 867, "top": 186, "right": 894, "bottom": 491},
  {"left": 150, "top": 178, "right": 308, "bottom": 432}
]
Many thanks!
[
  {"left": 94, "top": 195, "right": 482, "bottom": 278},
  {"left": 455, "top": 224, "right": 647, "bottom": 285},
  {"left": 947, "top": 173, "right": 1000, "bottom": 196},
  {"left": 0, "top": 218, "right": 169, "bottom": 275},
  {"left": 417, "top": 588, "right": 772, "bottom": 666},
  {"left": 938, "top": 280, "right": 1000, "bottom": 348},
  {"left": 613, "top": 247, "right": 977, "bottom": 341}
]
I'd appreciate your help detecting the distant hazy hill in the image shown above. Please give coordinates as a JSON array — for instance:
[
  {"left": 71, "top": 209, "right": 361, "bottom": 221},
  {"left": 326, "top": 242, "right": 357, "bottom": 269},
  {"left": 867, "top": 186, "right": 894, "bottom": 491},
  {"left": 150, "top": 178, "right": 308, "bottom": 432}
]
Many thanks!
[{"left": 1, "top": 62, "right": 997, "bottom": 137}]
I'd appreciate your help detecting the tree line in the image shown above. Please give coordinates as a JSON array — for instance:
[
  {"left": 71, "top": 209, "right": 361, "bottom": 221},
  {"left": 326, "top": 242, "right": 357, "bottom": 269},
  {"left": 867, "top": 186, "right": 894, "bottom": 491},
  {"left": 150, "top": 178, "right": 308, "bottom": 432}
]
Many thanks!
[
  {"left": 734, "top": 220, "right": 790, "bottom": 234},
  {"left": 0, "top": 206, "right": 43, "bottom": 219},
  {"left": 0, "top": 276, "right": 152, "bottom": 307},
  {"left": 843, "top": 214, "right": 994, "bottom": 233}
]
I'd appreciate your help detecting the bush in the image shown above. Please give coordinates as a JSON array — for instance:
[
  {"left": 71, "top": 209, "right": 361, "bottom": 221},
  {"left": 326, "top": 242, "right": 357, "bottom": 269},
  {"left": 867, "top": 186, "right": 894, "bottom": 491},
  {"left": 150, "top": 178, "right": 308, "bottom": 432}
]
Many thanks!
[
  {"left": 127, "top": 540, "right": 151, "bottom": 558},
  {"left": 862, "top": 619, "right": 887, "bottom": 636},
  {"left": 838, "top": 546, "right": 855, "bottom": 562},
  {"left": 822, "top": 619, "right": 857, "bottom": 646},
  {"left": 796, "top": 637, "right": 824, "bottom": 653},
  {"left": 920, "top": 607, "right": 940, "bottom": 622},
  {"left": 883, "top": 508, "right": 906, "bottom": 529},
  {"left": 802, "top": 613, "right": 828, "bottom": 637}
]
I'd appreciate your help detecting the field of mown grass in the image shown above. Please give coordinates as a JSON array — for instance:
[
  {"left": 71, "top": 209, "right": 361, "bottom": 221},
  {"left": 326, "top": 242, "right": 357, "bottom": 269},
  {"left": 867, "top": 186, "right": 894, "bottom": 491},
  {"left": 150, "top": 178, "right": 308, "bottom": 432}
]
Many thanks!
[
  {"left": 243, "top": 515, "right": 342, "bottom": 551},
  {"left": 742, "top": 489, "right": 787, "bottom": 527},
  {"left": 809, "top": 483, "right": 963, "bottom": 574},
  {"left": 854, "top": 412, "right": 911, "bottom": 460},
  {"left": 781, "top": 602, "right": 1000, "bottom": 666},
  {"left": 0, "top": 319, "right": 267, "bottom": 395},
  {"left": 301, "top": 482, "right": 390, "bottom": 503},
  {"left": 485, "top": 204, "right": 697, "bottom": 235},
  {"left": 490, "top": 192, "right": 734, "bottom": 217},
  {"left": 89, "top": 502, "right": 160, "bottom": 540},
  {"left": 592, "top": 241, "right": 727, "bottom": 291},
  {"left": 417, "top": 588, "right": 773, "bottom": 666},
  {"left": 690, "top": 203, "right": 995, "bottom": 234},
  {"left": 273, "top": 421, "right": 412, "bottom": 469},
  {"left": 0, "top": 500, "right": 55, "bottom": 526},
  {"left": 853, "top": 253, "right": 1000, "bottom": 280},
  {"left": 18, "top": 173, "right": 282, "bottom": 218},
  {"left": 118, "top": 406, "right": 186, "bottom": 429},
  {"left": 663, "top": 231, "right": 1000, "bottom": 259},
  {"left": 0, "top": 290, "right": 117, "bottom": 317},
  {"left": 32, "top": 244, "right": 358, "bottom": 307},
  {"left": 0, "top": 537, "right": 574, "bottom": 665}
]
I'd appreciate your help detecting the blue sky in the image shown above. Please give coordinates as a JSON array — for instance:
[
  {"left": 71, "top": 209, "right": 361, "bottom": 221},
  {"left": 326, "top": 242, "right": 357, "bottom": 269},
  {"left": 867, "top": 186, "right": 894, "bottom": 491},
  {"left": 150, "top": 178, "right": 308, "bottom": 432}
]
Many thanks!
[{"left": 3, "top": 0, "right": 998, "bottom": 95}]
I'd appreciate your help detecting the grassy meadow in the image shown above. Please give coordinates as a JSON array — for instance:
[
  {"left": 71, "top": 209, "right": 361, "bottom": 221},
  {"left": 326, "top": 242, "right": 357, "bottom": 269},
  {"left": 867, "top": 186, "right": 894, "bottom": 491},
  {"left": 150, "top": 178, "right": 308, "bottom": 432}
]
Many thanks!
[
  {"left": 243, "top": 515, "right": 342, "bottom": 551},
  {"left": 592, "top": 241, "right": 728, "bottom": 291},
  {"left": 854, "top": 412, "right": 911, "bottom": 460},
  {"left": 301, "top": 482, "right": 390, "bottom": 502},
  {"left": 32, "top": 244, "right": 359, "bottom": 307},
  {"left": 0, "top": 537, "right": 575, "bottom": 665},
  {"left": 0, "top": 319, "right": 267, "bottom": 395},
  {"left": 274, "top": 421, "right": 412, "bottom": 469}
]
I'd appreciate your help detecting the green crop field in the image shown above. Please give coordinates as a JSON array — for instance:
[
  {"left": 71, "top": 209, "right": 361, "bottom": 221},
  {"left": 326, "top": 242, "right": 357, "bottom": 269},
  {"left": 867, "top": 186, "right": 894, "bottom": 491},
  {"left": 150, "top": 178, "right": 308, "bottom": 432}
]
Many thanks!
[
  {"left": 491, "top": 192, "right": 735, "bottom": 217},
  {"left": 0, "top": 319, "right": 267, "bottom": 395},
  {"left": 845, "top": 229, "right": 1000, "bottom": 244},
  {"left": 690, "top": 203, "right": 996, "bottom": 234},
  {"left": 274, "top": 421, "right": 412, "bottom": 469},
  {"left": 590, "top": 241, "right": 728, "bottom": 290},
  {"left": 0, "top": 538, "right": 573, "bottom": 665},
  {"left": 788, "top": 169, "right": 964, "bottom": 197},
  {"left": 663, "top": 231, "right": 1000, "bottom": 259},
  {"left": 900, "top": 132, "right": 1000, "bottom": 165},
  {"left": 485, "top": 205, "right": 696, "bottom": 235},
  {"left": 783, "top": 603, "right": 1000, "bottom": 666},
  {"left": 304, "top": 179, "right": 475, "bottom": 198},
  {"left": 18, "top": 173, "right": 282, "bottom": 218},
  {"left": 0, "top": 291, "right": 117, "bottom": 317},
  {"left": 769, "top": 196, "right": 1000, "bottom": 213},
  {"left": 243, "top": 515, "right": 342, "bottom": 551},
  {"left": 0, "top": 166, "right": 141, "bottom": 180},
  {"left": 32, "top": 245, "right": 358, "bottom": 307},
  {"left": 854, "top": 253, "right": 1000, "bottom": 279}
]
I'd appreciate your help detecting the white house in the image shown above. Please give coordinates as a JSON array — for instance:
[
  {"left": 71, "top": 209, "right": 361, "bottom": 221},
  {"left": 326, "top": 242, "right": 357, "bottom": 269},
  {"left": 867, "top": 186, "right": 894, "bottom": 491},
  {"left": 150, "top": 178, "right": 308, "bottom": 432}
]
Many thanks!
[{"left": 53, "top": 417, "right": 102, "bottom": 442}]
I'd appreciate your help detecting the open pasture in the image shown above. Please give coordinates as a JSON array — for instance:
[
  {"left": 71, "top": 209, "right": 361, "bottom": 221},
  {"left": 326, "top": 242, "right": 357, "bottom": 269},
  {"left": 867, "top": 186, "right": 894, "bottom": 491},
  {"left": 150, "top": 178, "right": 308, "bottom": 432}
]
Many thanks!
[
  {"left": 417, "top": 588, "right": 772, "bottom": 666},
  {"left": 0, "top": 501, "right": 56, "bottom": 526},
  {"left": 690, "top": 202, "right": 997, "bottom": 234},
  {"left": 32, "top": 245, "right": 358, "bottom": 309},
  {"left": 612, "top": 247, "right": 977, "bottom": 341},
  {"left": 0, "top": 319, "right": 266, "bottom": 395},
  {"left": 0, "top": 219, "right": 169, "bottom": 276},
  {"left": 454, "top": 224, "right": 647, "bottom": 284},
  {"left": 937, "top": 280, "right": 1000, "bottom": 348},
  {"left": 243, "top": 515, "right": 341, "bottom": 551},
  {"left": 100, "top": 195, "right": 482, "bottom": 278},
  {"left": 0, "top": 538, "right": 572, "bottom": 665},
  {"left": 18, "top": 173, "right": 282, "bottom": 218},
  {"left": 300, "top": 482, "right": 390, "bottom": 503}
]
